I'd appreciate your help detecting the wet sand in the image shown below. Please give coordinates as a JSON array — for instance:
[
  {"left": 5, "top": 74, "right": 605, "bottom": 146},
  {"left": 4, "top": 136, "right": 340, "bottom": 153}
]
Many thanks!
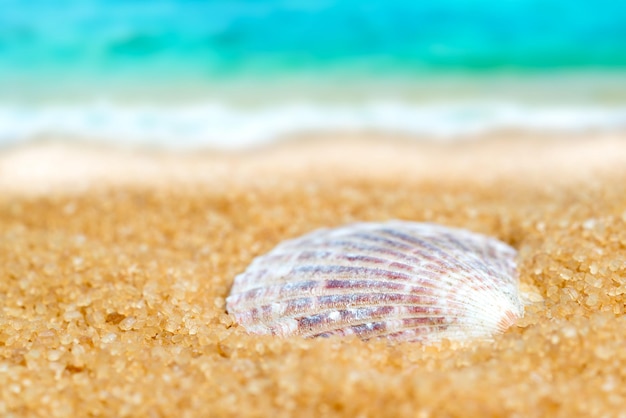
[{"left": 1, "top": 134, "right": 626, "bottom": 417}]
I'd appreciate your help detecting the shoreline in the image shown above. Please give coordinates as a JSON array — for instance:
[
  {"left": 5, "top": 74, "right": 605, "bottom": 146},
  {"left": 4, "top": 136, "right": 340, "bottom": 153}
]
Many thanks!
[
  {"left": 1, "top": 100, "right": 625, "bottom": 153},
  {"left": 6, "top": 70, "right": 626, "bottom": 105}
]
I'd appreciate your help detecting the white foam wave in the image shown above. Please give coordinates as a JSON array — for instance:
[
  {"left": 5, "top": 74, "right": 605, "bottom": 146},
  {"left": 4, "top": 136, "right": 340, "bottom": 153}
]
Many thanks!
[{"left": 1, "top": 101, "right": 625, "bottom": 149}]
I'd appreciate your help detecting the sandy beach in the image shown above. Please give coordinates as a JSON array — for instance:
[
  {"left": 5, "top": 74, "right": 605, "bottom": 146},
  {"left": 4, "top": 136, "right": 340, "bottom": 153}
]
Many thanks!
[{"left": 2, "top": 134, "right": 626, "bottom": 417}]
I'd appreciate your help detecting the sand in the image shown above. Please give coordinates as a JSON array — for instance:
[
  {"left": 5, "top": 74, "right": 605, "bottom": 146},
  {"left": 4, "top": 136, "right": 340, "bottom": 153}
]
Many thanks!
[{"left": 1, "top": 134, "right": 626, "bottom": 417}]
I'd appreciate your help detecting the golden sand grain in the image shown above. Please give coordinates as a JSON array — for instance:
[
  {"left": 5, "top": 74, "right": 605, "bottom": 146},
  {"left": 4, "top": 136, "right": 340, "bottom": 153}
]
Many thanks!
[{"left": 1, "top": 137, "right": 626, "bottom": 417}]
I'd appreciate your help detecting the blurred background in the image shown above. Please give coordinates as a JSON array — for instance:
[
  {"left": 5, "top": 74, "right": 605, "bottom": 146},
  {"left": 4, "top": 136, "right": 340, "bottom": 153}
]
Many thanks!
[{"left": 1, "top": 0, "right": 625, "bottom": 149}]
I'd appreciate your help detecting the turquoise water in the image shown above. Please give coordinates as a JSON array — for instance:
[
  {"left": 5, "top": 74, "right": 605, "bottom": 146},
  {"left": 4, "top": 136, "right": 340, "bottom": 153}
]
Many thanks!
[
  {"left": 1, "top": 0, "right": 625, "bottom": 148},
  {"left": 2, "top": 0, "right": 626, "bottom": 84}
]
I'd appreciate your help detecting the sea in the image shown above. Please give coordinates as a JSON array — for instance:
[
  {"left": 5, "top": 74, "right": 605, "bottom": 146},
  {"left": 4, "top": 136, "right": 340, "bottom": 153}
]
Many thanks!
[{"left": 1, "top": 0, "right": 626, "bottom": 150}]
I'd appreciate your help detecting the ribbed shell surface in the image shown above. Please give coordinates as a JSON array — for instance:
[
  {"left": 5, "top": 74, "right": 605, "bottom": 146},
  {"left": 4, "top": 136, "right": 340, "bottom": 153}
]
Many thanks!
[{"left": 226, "top": 221, "right": 523, "bottom": 343}]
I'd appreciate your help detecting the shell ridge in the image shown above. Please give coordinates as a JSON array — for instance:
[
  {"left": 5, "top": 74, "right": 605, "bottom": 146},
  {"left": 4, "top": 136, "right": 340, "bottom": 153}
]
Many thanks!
[
  {"left": 230, "top": 286, "right": 520, "bottom": 335},
  {"left": 298, "top": 309, "right": 456, "bottom": 338},
  {"left": 228, "top": 278, "right": 447, "bottom": 307},
  {"left": 439, "top": 231, "right": 518, "bottom": 281},
  {"left": 356, "top": 230, "right": 477, "bottom": 263},
  {"left": 379, "top": 227, "right": 509, "bottom": 284},
  {"left": 239, "top": 294, "right": 457, "bottom": 326},
  {"left": 255, "top": 244, "right": 462, "bottom": 281},
  {"left": 226, "top": 221, "right": 523, "bottom": 344},
  {"left": 231, "top": 291, "right": 500, "bottom": 328},
  {"left": 315, "top": 319, "right": 462, "bottom": 341},
  {"left": 382, "top": 229, "right": 500, "bottom": 284},
  {"left": 229, "top": 267, "right": 500, "bottom": 315},
  {"left": 238, "top": 298, "right": 476, "bottom": 336},
  {"left": 393, "top": 222, "right": 518, "bottom": 274},
  {"left": 229, "top": 270, "right": 518, "bottom": 326},
  {"left": 241, "top": 241, "right": 492, "bottom": 292}
]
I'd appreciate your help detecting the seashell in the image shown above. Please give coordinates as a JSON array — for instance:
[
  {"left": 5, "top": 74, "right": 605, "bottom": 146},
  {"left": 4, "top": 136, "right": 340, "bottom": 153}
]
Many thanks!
[{"left": 226, "top": 221, "right": 523, "bottom": 343}]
